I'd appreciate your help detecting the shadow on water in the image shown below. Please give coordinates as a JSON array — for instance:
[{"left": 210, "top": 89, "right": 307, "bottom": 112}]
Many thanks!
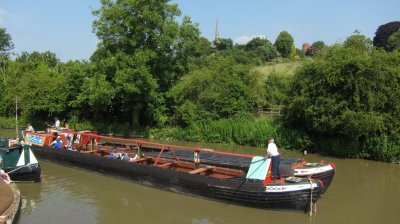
[{"left": 1, "top": 129, "right": 400, "bottom": 224}]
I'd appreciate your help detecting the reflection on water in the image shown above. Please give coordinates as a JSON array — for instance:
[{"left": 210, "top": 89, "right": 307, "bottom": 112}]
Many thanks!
[{"left": 0, "top": 129, "right": 399, "bottom": 223}]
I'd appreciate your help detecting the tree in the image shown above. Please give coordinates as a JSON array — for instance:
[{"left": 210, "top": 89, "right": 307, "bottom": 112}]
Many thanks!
[
  {"left": 0, "top": 27, "right": 14, "bottom": 86},
  {"left": 16, "top": 51, "right": 59, "bottom": 71},
  {"left": 214, "top": 38, "right": 233, "bottom": 51},
  {"left": 387, "top": 29, "right": 400, "bottom": 51},
  {"left": 168, "top": 55, "right": 264, "bottom": 126},
  {"left": 274, "top": 31, "right": 294, "bottom": 58},
  {"left": 1, "top": 52, "right": 68, "bottom": 121},
  {"left": 245, "top": 37, "right": 278, "bottom": 61},
  {"left": 373, "top": 21, "right": 400, "bottom": 50},
  {"left": 91, "top": 0, "right": 202, "bottom": 127},
  {"left": 343, "top": 32, "right": 372, "bottom": 52},
  {"left": 305, "top": 41, "right": 326, "bottom": 56},
  {"left": 290, "top": 44, "right": 297, "bottom": 58},
  {"left": 0, "top": 27, "right": 14, "bottom": 56},
  {"left": 284, "top": 36, "right": 400, "bottom": 160}
]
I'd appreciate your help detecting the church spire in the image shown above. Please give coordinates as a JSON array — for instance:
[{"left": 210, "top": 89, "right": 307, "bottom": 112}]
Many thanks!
[{"left": 214, "top": 19, "right": 220, "bottom": 43}]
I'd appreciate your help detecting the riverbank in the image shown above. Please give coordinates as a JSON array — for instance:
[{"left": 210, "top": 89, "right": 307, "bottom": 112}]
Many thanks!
[{"left": 0, "top": 181, "right": 21, "bottom": 224}]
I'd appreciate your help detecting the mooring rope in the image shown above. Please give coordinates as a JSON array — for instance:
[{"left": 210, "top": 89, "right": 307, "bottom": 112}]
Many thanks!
[{"left": 308, "top": 176, "right": 313, "bottom": 216}]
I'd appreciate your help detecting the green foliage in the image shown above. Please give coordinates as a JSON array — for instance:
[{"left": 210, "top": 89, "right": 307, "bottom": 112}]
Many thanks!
[
  {"left": 373, "top": 21, "right": 400, "bottom": 50},
  {"left": 265, "top": 72, "right": 290, "bottom": 107},
  {"left": 90, "top": 0, "right": 203, "bottom": 127},
  {"left": 343, "top": 32, "right": 372, "bottom": 52},
  {"left": 387, "top": 29, "right": 400, "bottom": 51},
  {"left": 360, "top": 135, "right": 400, "bottom": 162},
  {"left": 245, "top": 37, "right": 278, "bottom": 61},
  {"left": 305, "top": 41, "right": 326, "bottom": 56},
  {"left": 0, "top": 52, "right": 68, "bottom": 123},
  {"left": 2, "top": 4, "right": 400, "bottom": 163},
  {"left": 0, "top": 117, "right": 15, "bottom": 128},
  {"left": 284, "top": 34, "right": 400, "bottom": 161},
  {"left": 16, "top": 51, "right": 59, "bottom": 69},
  {"left": 214, "top": 38, "right": 233, "bottom": 51},
  {"left": 290, "top": 44, "right": 297, "bottom": 59},
  {"left": 274, "top": 31, "right": 294, "bottom": 58},
  {"left": 311, "top": 41, "right": 325, "bottom": 49},
  {"left": 168, "top": 55, "right": 264, "bottom": 126},
  {"left": 149, "top": 117, "right": 306, "bottom": 149},
  {"left": 0, "top": 27, "right": 14, "bottom": 55},
  {"left": 296, "top": 48, "right": 304, "bottom": 58}
]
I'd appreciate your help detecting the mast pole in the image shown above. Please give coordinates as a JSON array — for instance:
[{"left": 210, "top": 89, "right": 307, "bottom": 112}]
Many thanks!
[{"left": 15, "top": 96, "right": 19, "bottom": 139}]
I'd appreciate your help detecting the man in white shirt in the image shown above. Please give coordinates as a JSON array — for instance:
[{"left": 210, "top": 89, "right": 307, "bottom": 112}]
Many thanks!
[
  {"left": 54, "top": 117, "right": 60, "bottom": 129},
  {"left": 267, "top": 138, "right": 281, "bottom": 180}
]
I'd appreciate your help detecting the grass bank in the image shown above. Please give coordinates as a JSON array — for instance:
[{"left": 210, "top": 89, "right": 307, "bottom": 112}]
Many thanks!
[
  {"left": 254, "top": 59, "right": 303, "bottom": 79},
  {"left": 0, "top": 117, "right": 18, "bottom": 128},
  {"left": 149, "top": 117, "right": 308, "bottom": 151}
]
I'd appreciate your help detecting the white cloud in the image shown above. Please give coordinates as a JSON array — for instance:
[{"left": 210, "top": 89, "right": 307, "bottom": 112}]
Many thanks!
[
  {"left": 0, "top": 8, "right": 16, "bottom": 25},
  {"left": 234, "top": 35, "right": 267, "bottom": 45},
  {"left": 0, "top": 9, "right": 8, "bottom": 24}
]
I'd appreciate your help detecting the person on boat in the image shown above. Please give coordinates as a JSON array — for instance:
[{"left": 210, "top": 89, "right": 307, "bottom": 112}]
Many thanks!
[
  {"left": 0, "top": 155, "right": 12, "bottom": 184},
  {"left": 267, "top": 138, "right": 281, "bottom": 180},
  {"left": 26, "top": 123, "right": 35, "bottom": 132},
  {"left": 65, "top": 134, "right": 73, "bottom": 150},
  {"left": 194, "top": 150, "right": 201, "bottom": 169},
  {"left": 131, "top": 153, "right": 138, "bottom": 161},
  {"left": 51, "top": 136, "right": 63, "bottom": 149},
  {"left": 54, "top": 117, "right": 61, "bottom": 129},
  {"left": 109, "top": 149, "right": 116, "bottom": 159},
  {"left": 113, "top": 152, "right": 123, "bottom": 160},
  {"left": 122, "top": 153, "right": 131, "bottom": 161}
]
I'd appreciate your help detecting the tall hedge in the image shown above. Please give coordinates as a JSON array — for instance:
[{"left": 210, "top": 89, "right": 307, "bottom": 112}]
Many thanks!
[{"left": 284, "top": 34, "right": 400, "bottom": 161}]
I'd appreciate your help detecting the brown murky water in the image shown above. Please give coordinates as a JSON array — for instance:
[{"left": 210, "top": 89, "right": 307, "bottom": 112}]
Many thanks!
[{"left": 2, "top": 129, "right": 400, "bottom": 224}]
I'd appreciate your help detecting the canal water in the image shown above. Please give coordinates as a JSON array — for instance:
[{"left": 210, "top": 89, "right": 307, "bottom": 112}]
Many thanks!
[{"left": 1, "top": 129, "right": 400, "bottom": 224}]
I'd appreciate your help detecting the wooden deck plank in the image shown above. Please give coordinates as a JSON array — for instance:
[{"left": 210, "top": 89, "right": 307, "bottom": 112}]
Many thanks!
[{"left": 189, "top": 166, "right": 213, "bottom": 174}]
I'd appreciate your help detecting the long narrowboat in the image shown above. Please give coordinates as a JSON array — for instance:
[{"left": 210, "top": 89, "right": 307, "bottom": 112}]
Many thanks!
[
  {"left": 43, "top": 129, "right": 335, "bottom": 193},
  {"left": 24, "top": 130, "right": 325, "bottom": 213},
  {"left": 0, "top": 137, "right": 41, "bottom": 182}
]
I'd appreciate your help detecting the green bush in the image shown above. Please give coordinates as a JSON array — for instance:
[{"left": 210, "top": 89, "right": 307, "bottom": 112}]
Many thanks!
[
  {"left": 0, "top": 117, "right": 16, "bottom": 128},
  {"left": 149, "top": 117, "right": 308, "bottom": 151}
]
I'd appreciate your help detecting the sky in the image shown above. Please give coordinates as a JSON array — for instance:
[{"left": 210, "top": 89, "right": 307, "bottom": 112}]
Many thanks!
[{"left": 0, "top": 0, "right": 399, "bottom": 61}]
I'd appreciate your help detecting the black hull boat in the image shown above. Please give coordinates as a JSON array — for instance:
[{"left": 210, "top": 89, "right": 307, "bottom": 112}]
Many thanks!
[
  {"left": 24, "top": 131, "right": 325, "bottom": 213},
  {"left": 5, "top": 163, "right": 41, "bottom": 183},
  {"left": 139, "top": 145, "right": 335, "bottom": 194},
  {"left": 31, "top": 146, "right": 322, "bottom": 212},
  {"left": 0, "top": 137, "right": 41, "bottom": 182}
]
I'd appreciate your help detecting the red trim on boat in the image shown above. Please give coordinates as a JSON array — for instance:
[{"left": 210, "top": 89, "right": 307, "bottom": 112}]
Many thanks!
[{"left": 329, "top": 162, "right": 336, "bottom": 170}]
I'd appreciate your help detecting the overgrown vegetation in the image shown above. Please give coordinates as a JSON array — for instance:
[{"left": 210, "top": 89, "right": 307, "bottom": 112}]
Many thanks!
[
  {"left": 284, "top": 34, "right": 400, "bottom": 161},
  {"left": 149, "top": 117, "right": 306, "bottom": 149}
]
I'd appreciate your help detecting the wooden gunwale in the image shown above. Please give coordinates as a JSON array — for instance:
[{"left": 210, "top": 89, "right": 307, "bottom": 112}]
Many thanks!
[{"left": 68, "top": 131, "right": 254, "bottom": 159}]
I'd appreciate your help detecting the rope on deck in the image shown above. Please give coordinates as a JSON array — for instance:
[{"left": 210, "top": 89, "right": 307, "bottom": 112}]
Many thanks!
[{"left": 308, "top": 176, "right": 314, "bottom": 216}]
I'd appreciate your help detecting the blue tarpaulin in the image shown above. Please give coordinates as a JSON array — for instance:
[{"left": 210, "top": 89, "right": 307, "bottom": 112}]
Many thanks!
[{"left": 246, "top": 156, "right": 270, "bottom": 180}]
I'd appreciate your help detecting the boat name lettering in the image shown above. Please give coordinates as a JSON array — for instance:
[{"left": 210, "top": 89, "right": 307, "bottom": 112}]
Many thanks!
[{"left": 26, "top": 134, "right": 43, "bottom": 145}]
